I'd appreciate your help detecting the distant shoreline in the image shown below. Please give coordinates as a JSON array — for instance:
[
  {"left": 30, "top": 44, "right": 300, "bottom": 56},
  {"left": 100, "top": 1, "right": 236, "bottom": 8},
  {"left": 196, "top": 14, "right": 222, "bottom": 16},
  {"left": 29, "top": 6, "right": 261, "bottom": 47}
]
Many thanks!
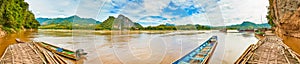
[
  {"left": 38, "top": 29, "right": 222, "bottom": 31},
  {"left": 37, "top": 29, "right": 241, "bottom": 33}
]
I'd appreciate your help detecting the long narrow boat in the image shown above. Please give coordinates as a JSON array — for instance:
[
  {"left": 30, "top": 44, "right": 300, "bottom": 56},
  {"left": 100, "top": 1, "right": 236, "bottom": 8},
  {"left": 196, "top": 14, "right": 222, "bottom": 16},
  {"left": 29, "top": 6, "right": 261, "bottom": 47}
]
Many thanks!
[
  {"left": 254, "top": 30, "right": 267, "bottom": 40},
  {"left": 173, "top": 36, "right": 218, "bottom": 64},
  {"left": 36, "top": 42, "right": 78, "bottom": 60}
]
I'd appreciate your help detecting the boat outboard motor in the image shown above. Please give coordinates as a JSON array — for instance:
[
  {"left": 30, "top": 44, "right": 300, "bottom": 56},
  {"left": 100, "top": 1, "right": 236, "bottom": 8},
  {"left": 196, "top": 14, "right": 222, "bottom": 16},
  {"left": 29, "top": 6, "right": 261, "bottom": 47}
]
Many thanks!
[{"left": 75, "top": 49, "right": 88, "bottom": 60}]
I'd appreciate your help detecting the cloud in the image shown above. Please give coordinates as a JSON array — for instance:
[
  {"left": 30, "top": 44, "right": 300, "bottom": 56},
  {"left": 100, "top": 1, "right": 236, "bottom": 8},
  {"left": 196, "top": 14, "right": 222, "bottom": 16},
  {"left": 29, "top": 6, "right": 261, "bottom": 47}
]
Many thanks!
[
  {"left": 171, "top": 13, "right": 210, "bottom": 25},
  {"left": 25, "top": 0, "right": 269, "bottom": 26},
  {"left": 218, "top": 0, "right": 269, "bottom": 25},
  {"left": 25, "top": 0, "right": 80, "bottom": 18},
  {"left": 136, "top": 16, "right": 169, "bottom": 26}
]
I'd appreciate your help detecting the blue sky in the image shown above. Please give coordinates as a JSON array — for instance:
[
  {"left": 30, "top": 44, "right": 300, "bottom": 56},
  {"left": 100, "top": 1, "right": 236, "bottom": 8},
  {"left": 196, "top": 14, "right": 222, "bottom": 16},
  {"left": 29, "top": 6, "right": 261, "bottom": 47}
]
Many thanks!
[{"left": 25, "top": 0, "right": 269, "bottom": 26}]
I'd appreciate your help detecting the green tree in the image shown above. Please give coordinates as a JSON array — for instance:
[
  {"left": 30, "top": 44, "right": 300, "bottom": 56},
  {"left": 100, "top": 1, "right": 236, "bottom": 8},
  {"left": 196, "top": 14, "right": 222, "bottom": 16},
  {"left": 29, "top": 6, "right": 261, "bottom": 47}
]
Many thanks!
[{"left": 0, "top": 0, "right": 40, "bottom": 33}]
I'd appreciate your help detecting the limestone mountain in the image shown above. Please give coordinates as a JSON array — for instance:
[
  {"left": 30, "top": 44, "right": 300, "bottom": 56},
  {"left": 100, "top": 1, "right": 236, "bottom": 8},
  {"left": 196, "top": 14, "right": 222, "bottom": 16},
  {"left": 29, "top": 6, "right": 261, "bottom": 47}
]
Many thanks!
[
  {"left": 267, "top": 0, "right": 300, "bottom": 38},
  {"left": 97, "top": 14, "right": 143, "bottom": 30}
]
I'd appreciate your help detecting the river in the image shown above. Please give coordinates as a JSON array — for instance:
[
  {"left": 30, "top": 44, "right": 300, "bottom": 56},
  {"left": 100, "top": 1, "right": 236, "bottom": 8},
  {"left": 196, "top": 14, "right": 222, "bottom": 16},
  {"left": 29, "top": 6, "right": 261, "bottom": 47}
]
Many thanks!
[{"left": 0, "top": 29, "right": 264, "bottom": 64}]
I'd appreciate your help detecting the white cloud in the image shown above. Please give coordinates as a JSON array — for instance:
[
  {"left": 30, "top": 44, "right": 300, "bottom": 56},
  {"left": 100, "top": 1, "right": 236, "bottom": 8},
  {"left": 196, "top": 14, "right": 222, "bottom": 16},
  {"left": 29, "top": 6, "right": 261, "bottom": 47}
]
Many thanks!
[
  {"left": 167, "top": 0, "right": 269, "bottom": 26},
  {"left": 219, "top": 0, "right": 269, "bottom": 25},
  {"left": 143, "top": 0, "right": 170, "bottom": 15},
  {"left": 172, "top": 13, "right": 210, "bottom": 25},
  {"left": 25, "top": 0, "right": 270, "bottom": 26},
  {"left": 172, "top": 0, "right": 194, "bottom": 9},
  {"left": 25, "top": 0, "right": 80, "bottom": 18},
  {"left": 119, "top": 0, "right": 171, "bottom": 23},
  {"left": 75, "top": 0, "right": 116, "bottom": 21}
]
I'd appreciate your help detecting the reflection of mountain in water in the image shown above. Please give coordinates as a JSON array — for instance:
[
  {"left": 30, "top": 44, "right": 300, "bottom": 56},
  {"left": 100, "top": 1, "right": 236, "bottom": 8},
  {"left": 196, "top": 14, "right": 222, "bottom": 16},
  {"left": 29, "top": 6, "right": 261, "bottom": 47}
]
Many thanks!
[
  {"left": 241, "top": 32, "right": 253, "bottom": 37},
  {"left": 161, "top": 31, "right": 205, "bottom": 37}
]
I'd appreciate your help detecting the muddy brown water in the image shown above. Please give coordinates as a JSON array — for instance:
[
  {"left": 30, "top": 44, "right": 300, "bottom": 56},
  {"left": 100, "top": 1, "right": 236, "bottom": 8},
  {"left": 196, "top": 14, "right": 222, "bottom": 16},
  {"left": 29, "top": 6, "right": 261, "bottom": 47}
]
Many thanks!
[
  {"left": 279, "top": 35, "right": 300, "bottom": 54},
  {"left": 0, "top": 30, "right": 36, "bottom": 57},
  {"left": 3, "top": 30, "right": 297, "bottom": 64}
]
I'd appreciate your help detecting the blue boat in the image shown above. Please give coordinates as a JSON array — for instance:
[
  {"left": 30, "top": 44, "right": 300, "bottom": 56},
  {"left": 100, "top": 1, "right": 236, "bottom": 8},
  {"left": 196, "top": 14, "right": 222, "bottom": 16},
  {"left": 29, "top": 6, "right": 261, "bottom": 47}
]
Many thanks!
[{"left": 173, "top": 36, "right": 218, "bottom": 64}]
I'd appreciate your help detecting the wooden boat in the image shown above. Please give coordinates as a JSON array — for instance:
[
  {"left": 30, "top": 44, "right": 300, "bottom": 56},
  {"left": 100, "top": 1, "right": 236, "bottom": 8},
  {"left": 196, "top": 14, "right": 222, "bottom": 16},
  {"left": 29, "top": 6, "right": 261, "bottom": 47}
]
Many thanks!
[
  {"left": 254, "top": 31, "right": 265, "bottom": 40},
  {"left": 173, "top": 36, "right": 218, "bottom": 64},
  {"left": 219, "top": 29, "right": 227, "bottom": 33},
  {"left": 36, "top": 42, "right": 78, "bottom": 60},
  {"left": 15, "top": 38, "right": 26, "bottom": 43},
  {"left": 254, "top": 29, "right": 265, "bottom": 35}
]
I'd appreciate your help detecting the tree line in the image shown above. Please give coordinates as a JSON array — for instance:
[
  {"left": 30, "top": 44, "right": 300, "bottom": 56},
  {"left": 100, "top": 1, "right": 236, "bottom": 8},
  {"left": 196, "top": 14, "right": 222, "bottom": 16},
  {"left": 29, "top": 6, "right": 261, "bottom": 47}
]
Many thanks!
[{"left": 0, "top": 0, "right": 40, "bottom": 33}]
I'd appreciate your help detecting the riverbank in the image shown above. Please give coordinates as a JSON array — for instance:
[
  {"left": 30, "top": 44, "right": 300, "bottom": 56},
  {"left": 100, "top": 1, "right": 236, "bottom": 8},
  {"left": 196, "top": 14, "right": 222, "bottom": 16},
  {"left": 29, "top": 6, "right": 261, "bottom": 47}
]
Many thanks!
[{"left": 0, "top": 28, "right": 6, "bottom": 38}]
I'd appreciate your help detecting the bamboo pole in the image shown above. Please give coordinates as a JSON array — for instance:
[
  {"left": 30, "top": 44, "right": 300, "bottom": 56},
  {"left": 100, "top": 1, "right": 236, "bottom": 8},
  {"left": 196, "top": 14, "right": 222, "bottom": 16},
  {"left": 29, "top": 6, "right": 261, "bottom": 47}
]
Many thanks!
[
  {"left": 28, "top": 43, "right": 47, "bottom": 63},
  {"left": 34, "top": 43, "right": 57, "bottom": 64},
  {"left": 0, "top": 45, "right": 11, "bottom": 62},
  {"left": 53, "top": 52, "right": 68, "bottom": 64}
]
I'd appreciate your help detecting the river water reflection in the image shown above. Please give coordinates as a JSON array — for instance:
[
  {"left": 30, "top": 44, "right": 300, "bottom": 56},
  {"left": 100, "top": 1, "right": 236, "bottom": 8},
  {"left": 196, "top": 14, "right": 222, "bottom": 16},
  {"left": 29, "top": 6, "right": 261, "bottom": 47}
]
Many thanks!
[{"left": 0, "top": 30, "right": 264, "bottom": 64}]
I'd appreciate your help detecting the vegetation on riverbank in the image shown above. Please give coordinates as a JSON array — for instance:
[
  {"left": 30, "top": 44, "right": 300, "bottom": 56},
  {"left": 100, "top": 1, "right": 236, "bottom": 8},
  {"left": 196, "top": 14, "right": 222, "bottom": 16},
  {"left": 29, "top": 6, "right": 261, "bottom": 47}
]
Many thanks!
[
  {"left": 38, "top": 15, "right": 271, "bottom": 30},
  {"left": 266, "top": 0, "right": 276, "bottom": 27},
  {"left": 0, "top": 0, "right": 40, "bottom": 33},
  {"left": 37, "top": 15, "right": 100, "bottom": 29}
]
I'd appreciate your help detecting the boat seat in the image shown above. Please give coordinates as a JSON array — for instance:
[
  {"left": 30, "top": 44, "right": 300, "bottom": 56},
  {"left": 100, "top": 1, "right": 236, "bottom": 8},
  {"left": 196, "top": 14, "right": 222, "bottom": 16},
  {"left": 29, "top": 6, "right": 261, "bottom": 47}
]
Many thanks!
[
  {"left": 192, "top": 57, "right": 204, "bottom": 62},
  {"left": 189, "top": 52, "right": 197, "bottom": 57},
  {"left": 195, "top": 54, "right": 206, "bottom": 58}
]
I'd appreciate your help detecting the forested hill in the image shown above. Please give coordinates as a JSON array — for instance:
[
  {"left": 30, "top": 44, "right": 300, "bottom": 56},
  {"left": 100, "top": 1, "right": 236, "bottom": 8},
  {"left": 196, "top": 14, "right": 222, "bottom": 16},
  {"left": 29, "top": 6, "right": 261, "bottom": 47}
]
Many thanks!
[
  {"left": 37, "top": 15, "right": 101, "bottom": 29},
  {"left": 36, "top": 15, "right": 101, "bottom": 25},
  {"left": 95, "top": 15, "right": 143, "bottom": 30},
  {"left": 0, "top": 0, "right": 40, "bottom": 33}
]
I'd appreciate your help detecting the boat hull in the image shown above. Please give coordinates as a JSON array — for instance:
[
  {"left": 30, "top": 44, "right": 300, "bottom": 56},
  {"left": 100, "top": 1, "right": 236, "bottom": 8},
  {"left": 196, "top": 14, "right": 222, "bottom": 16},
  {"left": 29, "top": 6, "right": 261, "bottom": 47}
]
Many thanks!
[
  {"left": 173, "top": 36, "right": 218, "bottom": 64},
  {"left": 36, "top": 42, "right": 77, "bottom": 60}
]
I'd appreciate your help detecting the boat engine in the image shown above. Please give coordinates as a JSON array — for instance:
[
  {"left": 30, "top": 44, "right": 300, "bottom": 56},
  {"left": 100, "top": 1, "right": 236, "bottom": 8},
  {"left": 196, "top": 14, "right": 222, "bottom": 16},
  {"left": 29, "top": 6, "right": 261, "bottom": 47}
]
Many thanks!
[{"left": 75, "top": 49, "right": 88, "bottom": 60}]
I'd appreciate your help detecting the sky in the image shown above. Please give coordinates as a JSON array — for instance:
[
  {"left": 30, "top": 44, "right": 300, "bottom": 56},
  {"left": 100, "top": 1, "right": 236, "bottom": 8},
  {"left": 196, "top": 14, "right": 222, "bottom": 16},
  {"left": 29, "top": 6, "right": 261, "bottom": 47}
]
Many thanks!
[{"left": 24, "top": 0, "right": 270, "bottom": 26}]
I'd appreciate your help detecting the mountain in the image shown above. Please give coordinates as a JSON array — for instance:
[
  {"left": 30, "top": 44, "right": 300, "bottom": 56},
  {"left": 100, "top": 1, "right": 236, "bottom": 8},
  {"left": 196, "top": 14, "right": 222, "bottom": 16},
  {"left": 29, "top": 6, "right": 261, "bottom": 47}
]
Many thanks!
[
  {"left": 97, "top": 16, "right": 115, "bottom": 29},
  {"left": 165, "top": 23, "right": 175, "bottom": 26},
  {"left": 35, "top": 18, "right": 50, "bottom": 24},
  {"left": 96, "top": 14, "right": 143, "bottom": 30},
  {"left": 37, "top": 15, "right": 101, "bottom": 29},
  {"left": 226, "top": 21, "right": 271, "bottom": 30},
  {"left": 36, "top": 15, "right": 101, "bottom": 25},
  {"left": 240, "top": 21, "right": 257, "bottom": 27}
]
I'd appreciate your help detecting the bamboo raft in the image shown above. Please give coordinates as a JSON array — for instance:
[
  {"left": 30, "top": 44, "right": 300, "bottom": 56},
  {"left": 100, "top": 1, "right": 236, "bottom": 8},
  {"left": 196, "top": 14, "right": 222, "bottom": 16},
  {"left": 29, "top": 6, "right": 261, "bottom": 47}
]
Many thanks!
[
  {"left": 0, "top": 41, "right": 84, "bottom": 64},
  {"left": 173, "top": 36, "right": 218, "bottom": 64},
  {"left": 235, "top": 33, "right": 300, "bottom": 64}
]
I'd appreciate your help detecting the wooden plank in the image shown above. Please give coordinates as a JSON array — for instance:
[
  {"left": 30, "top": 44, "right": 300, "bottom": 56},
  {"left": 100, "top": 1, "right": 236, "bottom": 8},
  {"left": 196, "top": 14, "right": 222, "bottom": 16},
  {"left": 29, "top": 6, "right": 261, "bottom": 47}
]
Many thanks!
[
  {"left": 234, "top": 44, "right": 254, "bottom": 64},
  {"left": 0, "top": 45, "right": 11, "bottom": 63},
  {"left": 235, "top": 35, "right": 300, "bottom": 64},
  {"left": 35, "top": 43, "right": 58, "bottom": 64},
  {"left": 202, "top": 42, "right": 218, "bottom": 64},
  {"left": 28, "top": 43, "right": 47, "bottom": 63},
  {"left": 53, "top": 52, "right": 68, "bottom": 64},
  {"left": 1, "top": 42, "right": 77, "bottom": 64}
]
